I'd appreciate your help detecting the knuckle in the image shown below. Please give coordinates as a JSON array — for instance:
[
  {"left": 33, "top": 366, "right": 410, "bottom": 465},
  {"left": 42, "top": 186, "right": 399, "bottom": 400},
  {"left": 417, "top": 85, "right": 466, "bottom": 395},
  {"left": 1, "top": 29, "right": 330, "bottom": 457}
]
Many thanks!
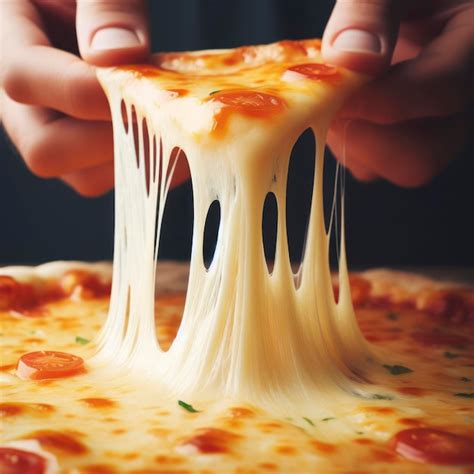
[
  {"left": 2, "top": 58, "right": 25, "bottom": 101},
  {"left": 73, "top": 181, "right": 110, "bottom": 198},
  {"left": 23, "top": 134, "right": 56, "bottom": 178},
  {"left": 63, "top": 63, "right": 87, "bottom": 118}
]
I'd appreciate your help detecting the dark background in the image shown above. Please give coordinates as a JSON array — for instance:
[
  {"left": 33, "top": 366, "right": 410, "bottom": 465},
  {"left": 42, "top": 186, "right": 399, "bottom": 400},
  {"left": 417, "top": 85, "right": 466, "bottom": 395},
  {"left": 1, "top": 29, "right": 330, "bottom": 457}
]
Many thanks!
[{"left": 1, "top": 0, "right": 473, "bottom": 267}]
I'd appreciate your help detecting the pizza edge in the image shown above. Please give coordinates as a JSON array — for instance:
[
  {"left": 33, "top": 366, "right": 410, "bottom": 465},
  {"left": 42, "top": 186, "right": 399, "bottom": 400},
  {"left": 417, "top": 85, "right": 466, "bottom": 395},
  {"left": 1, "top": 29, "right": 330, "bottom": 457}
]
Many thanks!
[{"left": 1, "top": 262, "right": 473, "bottom": 321}]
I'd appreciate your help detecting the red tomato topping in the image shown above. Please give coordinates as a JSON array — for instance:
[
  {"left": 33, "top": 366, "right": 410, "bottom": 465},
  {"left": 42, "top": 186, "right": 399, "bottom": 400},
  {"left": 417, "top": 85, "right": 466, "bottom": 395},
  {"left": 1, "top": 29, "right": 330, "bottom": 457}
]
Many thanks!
[
  {"left": 211, "top": 90, "right": 286, "bottom": 116},
  {"left": 393, "top": 428, "right": 474, "bottom": 464},
  {"left": 17, "top": 351, "right": 84, "bottom": 380},
  {"left": 0, "top": 447, "right": 46, "bottom": 474},
  {"left": 59, "top": 270, "right": 111, "bottom": 299},
  {"left": 0, "top": 276, "right": 21, "bottom": 310},
  {"left": 411, "top": 332, "right": 469, "bottom": 347},
  {"left": 288, "top": 63, "right": 339, "bottom": 80}
]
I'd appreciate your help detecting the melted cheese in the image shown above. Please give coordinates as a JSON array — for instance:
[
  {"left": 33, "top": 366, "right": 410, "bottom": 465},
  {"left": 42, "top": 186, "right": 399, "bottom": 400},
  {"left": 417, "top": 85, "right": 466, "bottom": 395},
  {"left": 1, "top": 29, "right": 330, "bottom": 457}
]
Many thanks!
[
  {"left": 93, "top": 39, "right": 374, "bottom": 415},
  {"left": 1, "top": 267, "right": 473, "bottom": 473}
]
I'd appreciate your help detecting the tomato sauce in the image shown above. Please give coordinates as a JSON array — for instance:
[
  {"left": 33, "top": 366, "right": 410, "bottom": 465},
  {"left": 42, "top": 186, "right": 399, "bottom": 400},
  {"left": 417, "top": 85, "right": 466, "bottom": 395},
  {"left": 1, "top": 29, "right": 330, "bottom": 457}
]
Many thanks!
[
  {"left": 79, "top": 398, "right": 116, "bottom": 408},
  {"left": 180, "top": 428, "right": 239, "bottom": 454},
  {"left": 26, "top": 430, "right": 88, "bottom": 455}
]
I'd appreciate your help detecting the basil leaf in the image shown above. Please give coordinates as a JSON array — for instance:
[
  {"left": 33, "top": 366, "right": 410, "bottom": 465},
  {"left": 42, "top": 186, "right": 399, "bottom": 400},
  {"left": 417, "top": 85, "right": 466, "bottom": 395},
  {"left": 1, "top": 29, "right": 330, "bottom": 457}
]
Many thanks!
[
  {"left": 383, "top": 364, "right": 413, "bottom": 375},
  {"left": 303, "top": 417, "right": 314, "bottom": 426},
  {"left": 371, "top": 394, "right": 394, "bottom": 400},
  {"left": 75, "top": 336, "right": 90, "bottom": 345},
  {"left": 178, "top": 400, "right": 200, "bottom": 412}
]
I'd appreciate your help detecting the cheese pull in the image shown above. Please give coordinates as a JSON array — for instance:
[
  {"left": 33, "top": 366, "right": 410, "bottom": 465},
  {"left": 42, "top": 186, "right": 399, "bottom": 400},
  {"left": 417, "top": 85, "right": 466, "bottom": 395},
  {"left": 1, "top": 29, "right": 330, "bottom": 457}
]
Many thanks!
[{"left": 95, "top": 38, "right": 371, "bottom": 415}]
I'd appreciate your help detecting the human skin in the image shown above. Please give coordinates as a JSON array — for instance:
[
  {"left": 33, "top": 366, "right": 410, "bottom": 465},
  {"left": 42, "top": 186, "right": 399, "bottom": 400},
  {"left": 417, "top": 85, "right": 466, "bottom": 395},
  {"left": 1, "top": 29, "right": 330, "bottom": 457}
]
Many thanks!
[{"left": 0, "top": 0, "right": 472, "bottom": 196}]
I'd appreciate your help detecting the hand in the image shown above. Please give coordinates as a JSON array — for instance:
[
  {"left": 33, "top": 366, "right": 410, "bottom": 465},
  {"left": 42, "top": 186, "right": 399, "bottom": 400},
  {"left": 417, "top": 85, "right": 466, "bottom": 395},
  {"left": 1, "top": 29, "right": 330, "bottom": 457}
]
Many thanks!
[
  {"left": 1, "top": 0, "right": 149, "bottom": 197},
  {"left": 322, "top": 0, "right": 473, "bottom": 187}
]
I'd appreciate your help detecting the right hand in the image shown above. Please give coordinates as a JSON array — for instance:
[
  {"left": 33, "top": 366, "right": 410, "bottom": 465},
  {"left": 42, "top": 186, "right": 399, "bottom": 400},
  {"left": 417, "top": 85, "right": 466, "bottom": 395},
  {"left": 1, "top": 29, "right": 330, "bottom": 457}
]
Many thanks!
[{"left": 1, "top": 0, "right": 149, "bottom": 197}]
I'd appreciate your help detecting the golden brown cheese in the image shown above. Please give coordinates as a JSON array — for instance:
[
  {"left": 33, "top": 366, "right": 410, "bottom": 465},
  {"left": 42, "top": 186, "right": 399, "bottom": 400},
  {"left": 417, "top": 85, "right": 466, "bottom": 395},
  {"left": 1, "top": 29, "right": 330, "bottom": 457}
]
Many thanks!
[{"left": 0, "top": 263, "right": 473, "bottom": 472}]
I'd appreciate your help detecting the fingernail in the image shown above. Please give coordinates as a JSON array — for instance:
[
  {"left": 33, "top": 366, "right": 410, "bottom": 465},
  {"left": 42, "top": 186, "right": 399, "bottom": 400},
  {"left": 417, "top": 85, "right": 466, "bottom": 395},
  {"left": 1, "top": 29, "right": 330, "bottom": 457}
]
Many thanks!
[
  {"left": 91, "top": 27, "right": 141, "bottom": 51},
  {"left": 333, "top": 29, "right": 381, "bottom": 54}
]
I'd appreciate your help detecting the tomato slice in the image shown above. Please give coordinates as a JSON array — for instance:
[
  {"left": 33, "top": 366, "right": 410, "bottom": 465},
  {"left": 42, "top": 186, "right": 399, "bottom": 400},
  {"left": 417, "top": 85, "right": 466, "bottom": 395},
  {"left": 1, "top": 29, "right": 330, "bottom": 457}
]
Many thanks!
[
  {"left": 16, "top": 351, "right": 84, "bottom": 380},
  {"left": 0, "top": 447, "right": 46, "bottom": 474},
  {"left": 288, "top": 63, "right": 339, "bottom": 80},
  {"left": 211, "top": 90, "right": 285, "bottom": 116},
  {"left": 393, "top": 428, "right": 474, "bottom": 464},
  {"left": 411, "top": 332, "right": 469, "bottom": 347}
]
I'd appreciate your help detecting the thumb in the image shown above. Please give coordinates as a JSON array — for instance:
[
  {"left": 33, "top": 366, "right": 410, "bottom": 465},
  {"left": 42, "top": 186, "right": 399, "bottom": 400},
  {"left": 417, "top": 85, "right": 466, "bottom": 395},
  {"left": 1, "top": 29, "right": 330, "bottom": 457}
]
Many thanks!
[
  {"left": 321, "top": 0, "right": 400, "bottom": 75},
  {"left": 76, "top": 0, "right": 150, "bottom": 67}
]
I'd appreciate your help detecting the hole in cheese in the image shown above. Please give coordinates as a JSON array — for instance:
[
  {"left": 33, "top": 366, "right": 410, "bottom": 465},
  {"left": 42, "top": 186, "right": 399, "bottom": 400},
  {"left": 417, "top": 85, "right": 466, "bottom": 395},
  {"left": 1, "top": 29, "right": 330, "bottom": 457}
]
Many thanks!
[
  {"left": 203, "top": 200, "right": 221, "bottom": 270},
  {"left": 262, "top": 192, "right": 278, "bottom": 274}
]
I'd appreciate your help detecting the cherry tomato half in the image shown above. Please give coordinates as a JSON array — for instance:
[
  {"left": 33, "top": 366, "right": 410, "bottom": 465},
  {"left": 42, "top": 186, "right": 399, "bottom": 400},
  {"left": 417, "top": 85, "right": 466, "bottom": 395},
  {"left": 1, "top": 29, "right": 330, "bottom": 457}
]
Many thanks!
[
  {"left": 211, "top": 90, "right": 286, "bottom": 116},
  {"left": 287, "top": 63, "right": 339, "bottom": 80},
  {"left": 0, "top": 447, "right": 46, "bottom": 474},
  {"left": 17, "top": 351, "right": 84, "bottom": 380},
  {"left": 393, "top": 428, "right": 474, "bottom": 465}
]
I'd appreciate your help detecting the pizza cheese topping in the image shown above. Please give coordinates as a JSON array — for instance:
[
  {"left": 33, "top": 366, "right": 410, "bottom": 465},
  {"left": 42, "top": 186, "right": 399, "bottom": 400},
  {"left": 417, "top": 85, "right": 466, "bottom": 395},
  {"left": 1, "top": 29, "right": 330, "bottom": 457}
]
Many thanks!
[
  {"left": 96, "top": 37, "right": 370, "bottom": 415},
  {"left": 1, "top": 264, "right": 473, "bottom": 471}
]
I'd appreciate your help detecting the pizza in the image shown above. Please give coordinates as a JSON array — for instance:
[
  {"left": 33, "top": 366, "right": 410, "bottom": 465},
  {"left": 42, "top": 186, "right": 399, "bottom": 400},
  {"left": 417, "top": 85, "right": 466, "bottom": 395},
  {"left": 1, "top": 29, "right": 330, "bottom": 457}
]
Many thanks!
[
  {"left": 1, "top": 38, "right": 473, "bottom": 473},
  {"left": 1, "top": 263, "right": 473, "bottom": 473}
]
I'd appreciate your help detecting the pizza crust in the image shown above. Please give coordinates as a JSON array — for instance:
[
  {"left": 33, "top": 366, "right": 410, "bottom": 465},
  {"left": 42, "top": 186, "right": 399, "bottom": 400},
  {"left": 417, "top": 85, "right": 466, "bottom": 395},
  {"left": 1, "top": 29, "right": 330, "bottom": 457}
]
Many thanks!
[{"left": 0, "top": 261, "right": 190, "bottom": 293}]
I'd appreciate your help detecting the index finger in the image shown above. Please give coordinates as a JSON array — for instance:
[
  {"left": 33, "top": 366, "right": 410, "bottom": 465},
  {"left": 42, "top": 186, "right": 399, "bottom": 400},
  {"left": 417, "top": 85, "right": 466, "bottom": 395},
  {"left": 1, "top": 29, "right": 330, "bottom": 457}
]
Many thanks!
[{"left": 1, "top": 1, "right": 110, "bottom": 121}]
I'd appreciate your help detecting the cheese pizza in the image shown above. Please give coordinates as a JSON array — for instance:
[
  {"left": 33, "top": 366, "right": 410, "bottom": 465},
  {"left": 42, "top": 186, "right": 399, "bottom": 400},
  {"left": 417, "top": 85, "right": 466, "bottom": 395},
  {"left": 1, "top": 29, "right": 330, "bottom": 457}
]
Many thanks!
[{"left": 1, "top": 38, "right": 473, "bottom": 473}]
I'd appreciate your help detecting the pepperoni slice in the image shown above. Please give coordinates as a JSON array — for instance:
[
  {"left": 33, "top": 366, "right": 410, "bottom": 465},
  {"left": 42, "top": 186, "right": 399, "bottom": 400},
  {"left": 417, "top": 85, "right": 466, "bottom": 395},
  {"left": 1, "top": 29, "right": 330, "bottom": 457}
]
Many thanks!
[
  {"left": 17, "top": 351, "right": 84, "bottom": 380},
  {"left": 0, "top": 447, "right": 46, "bottom": 474},
  {"left": 211, "top": 91, "right": 286, "bottom": 116},
  {"left": 393, "top": 428, "right": 474, "bottom": 464},
  {"left": 411, "top": 332, "right": 469, "bottom": 347},
  {"left": 288, "top": 63, "right": 339, "bottom": 80}
]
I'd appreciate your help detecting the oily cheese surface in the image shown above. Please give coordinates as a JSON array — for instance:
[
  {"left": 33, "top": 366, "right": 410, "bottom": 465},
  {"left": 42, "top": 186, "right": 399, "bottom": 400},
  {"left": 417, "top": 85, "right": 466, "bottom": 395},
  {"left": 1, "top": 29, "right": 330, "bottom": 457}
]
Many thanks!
[
  {"left": 1, "top": 262, "right": 473, "bottom": 474},
  {"left": 99, "top": 38, "right": 364, "bottom": 144}
]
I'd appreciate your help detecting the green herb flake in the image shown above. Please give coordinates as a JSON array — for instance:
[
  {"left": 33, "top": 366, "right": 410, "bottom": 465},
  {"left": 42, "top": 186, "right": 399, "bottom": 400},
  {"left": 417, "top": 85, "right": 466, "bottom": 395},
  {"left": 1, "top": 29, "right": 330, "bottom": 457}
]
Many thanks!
[
  {"left": 321, "top": 417, "right": 335, "bottom": 422},
  {"left": 75, "top": 336, "right": 90, "bottom": 345},
  {"left": 444, "top": 352, "right": 459, "bottom": 359},
  {"left": 178, "top": 400, "right": 200, "bottom": 413},
  {"left": 371, "top": 394, "right": 394, "bottom": 400},
  {"left": 454, "top": 393, "right": 474, "bottom": 399},
  {"left": 383, "top": 364, "right": 413, "bottom": 376},
  {"left": 386, "top": 312, "right": 399, "bottom": 321},
  {"left": 303, "top": 417, "right": 315, "bottom": 426},
  {"left": 209, "top": 90, "right": 221, "bottom": 96},
  {"left": 356, "top": 431, "right": 364, "bottom": 435},
  {"left": 461, "top": 377, "right": 471, "bottom": 382}
]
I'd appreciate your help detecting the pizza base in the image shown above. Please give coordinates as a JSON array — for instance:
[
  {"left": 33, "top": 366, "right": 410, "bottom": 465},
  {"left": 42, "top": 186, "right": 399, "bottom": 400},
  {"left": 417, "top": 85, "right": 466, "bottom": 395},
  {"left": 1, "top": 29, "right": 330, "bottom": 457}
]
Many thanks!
[{"left": 1, "top": 262, "right": 473, "bottom": 473}]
